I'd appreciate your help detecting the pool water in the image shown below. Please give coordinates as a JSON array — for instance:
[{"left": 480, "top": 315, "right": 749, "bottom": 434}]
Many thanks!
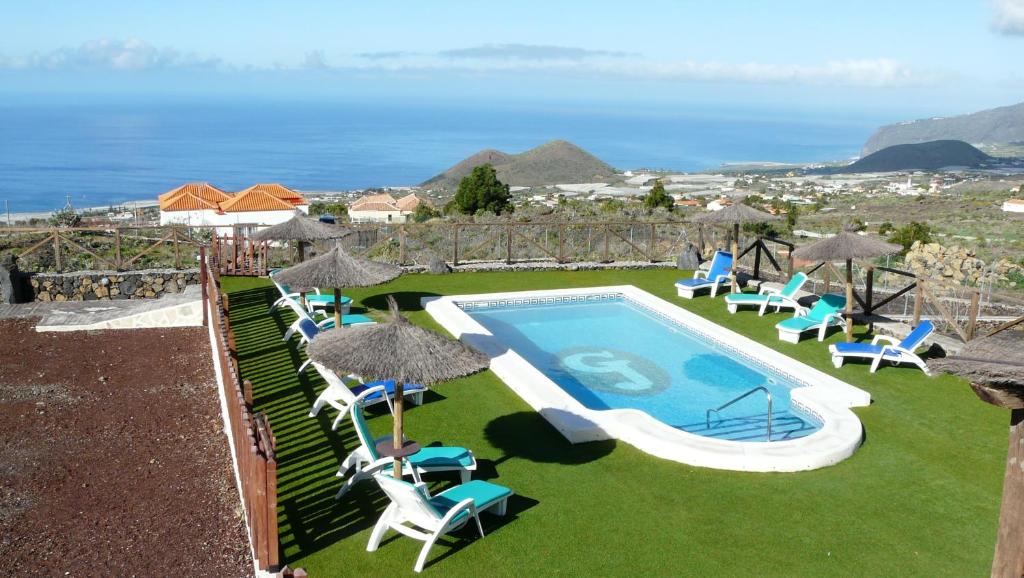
[{"left": 465, "top": 297, "right": 821, "bottom": 442}]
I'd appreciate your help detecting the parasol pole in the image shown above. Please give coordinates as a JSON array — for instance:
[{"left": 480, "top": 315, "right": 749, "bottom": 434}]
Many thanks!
[
  {"left": 393, "top": 382, "right": 405, "bottom": 478},
  {"left": 845, "top": 259, "right": 854, "bottom": 342},
  {"left": 333, "top": 287, "right": 341, "bottom": 329},
  {"left": 731, "top": 222, "right": 740, "bottom": 293}
]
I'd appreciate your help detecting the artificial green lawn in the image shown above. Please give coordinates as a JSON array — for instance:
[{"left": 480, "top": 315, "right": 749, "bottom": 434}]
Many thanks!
[{"left": 223, "top": 269, "right": 1005, "bottom": 577}]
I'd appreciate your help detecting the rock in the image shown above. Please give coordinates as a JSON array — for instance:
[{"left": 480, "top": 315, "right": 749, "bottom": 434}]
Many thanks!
[
  {"left": 54, "top": 293, "right": 67, "bottom": 302},
  {"left": 144, "top": 290, "right": 156, "bottom": 298},
  {"left": 425, "top": 255, "right": 452, "bottom": 275},
  {"left": 38, "top": 291, "right": 51, "bottom": 302},
  {"left": 0, "top": 254, "right": 18, "bottom": 304},
  {"left": 676, "top": 244, "right": 701, "bottom": 270},
  {"left": 94, "top": 285, "right": 109, "bottom": 298}
]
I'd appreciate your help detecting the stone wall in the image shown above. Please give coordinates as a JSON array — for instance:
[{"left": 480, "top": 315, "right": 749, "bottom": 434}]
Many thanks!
[
  {"left": 29, "top": 268, "right": 200, "bottom": 302},
  {"left": 904, "top": 242, "right": 1022, "bottom": 287}
]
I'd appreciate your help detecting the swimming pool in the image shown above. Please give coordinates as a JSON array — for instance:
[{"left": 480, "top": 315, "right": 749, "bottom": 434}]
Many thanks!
[{"left": 424, "top": 286, "right": 870, "bottom": 472}]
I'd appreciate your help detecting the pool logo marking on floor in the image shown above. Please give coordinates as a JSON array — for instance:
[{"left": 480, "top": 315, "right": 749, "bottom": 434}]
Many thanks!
[{"left": 558, "top": 347, "right": 669, "bottom": 396}]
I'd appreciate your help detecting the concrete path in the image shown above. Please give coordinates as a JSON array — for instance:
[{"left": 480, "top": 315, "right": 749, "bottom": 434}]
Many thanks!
[{"left": 0, "top": 286, "right": 203, "bottom": 332}]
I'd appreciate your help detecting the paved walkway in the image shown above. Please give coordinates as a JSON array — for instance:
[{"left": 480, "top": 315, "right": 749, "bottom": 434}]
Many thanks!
[{"left": 0, "top": 286, "right": 203, "bottom": 331}]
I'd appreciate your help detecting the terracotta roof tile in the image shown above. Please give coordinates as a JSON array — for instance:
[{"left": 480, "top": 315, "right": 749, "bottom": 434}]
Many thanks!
[
  {"left": 395, "top": 193, "right": 425, "bottom": 211},
  {"left": 218, "top": 190, "right": 297, "bottom": 212},
  {"left": 159, "top": 183, "right": 231, "bottom": 211},
  {"left": 238, "top": 183, "right": 308, "bottom": 206},
  {"left": 351, "top": 193, "right": 398, "bottom": 210}
]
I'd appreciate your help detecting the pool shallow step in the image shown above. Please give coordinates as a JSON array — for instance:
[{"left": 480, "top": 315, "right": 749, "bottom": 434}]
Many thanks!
[{"left": 678, "top": 411, "right": 818, "bottom": 443}]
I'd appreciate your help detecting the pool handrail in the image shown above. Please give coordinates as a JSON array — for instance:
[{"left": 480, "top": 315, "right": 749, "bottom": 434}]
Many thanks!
[{"left": 706, "top": 385, "right": 773, "bottom": 442}]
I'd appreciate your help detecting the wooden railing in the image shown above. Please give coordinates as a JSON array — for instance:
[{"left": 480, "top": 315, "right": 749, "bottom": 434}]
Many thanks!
[
  {"left": 210, "top": 232, "right": 268, "bottom": 276},
  {"left": 204, "top": 256, "right": 293, "bottom": 573},
  {"left": 0, "top": 225, "right": 207, "bottom": 273}
]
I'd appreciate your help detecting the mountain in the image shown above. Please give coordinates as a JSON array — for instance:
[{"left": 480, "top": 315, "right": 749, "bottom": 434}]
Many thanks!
[
  {"left": 841, "top": 140, "right": 991, "bottom": 173},
  {"left": 422, "top": 140, "right": 616, "bottom": 189},
  {"left": 862, "top": 102, "right": 1024, "bottom": 155}
]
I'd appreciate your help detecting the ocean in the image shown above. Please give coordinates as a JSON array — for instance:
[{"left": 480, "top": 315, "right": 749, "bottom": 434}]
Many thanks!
[{"left": 0, "top": 99, "right": 885, "bottom": 213}]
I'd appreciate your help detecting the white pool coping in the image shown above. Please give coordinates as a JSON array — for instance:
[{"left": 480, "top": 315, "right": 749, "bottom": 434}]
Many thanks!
[{"left": 423, "top": 285, "right": 871, "bottom": 472}]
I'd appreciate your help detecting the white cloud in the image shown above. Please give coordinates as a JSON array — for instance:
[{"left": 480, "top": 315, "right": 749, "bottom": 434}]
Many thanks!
[
  {"left": 301, "top": 50, "right": 329, "bottom": 70},
  {"left": 438, "top": 44, "right": 634, "bottom": 60},
  {"left": 0, "top": 38, "right": 220, "bottom": 71},
  {"left": 992, "top": 0, "right": 1024, "bottom": 34}
]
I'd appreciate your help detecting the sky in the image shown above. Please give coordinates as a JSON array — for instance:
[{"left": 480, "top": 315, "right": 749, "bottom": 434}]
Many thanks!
[{"left": 1, "top": 0, "right": 1022, "bottom": 117}]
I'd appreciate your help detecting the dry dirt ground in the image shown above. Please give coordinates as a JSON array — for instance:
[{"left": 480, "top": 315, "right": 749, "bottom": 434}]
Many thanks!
[{"left": 0, "top": 319, "right": 250, "bottom": 576}]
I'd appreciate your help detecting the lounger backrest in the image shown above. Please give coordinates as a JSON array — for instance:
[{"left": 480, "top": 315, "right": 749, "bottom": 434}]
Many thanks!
[
  {"left": 313, "top": 362, "right": 357, "bottom": 404},
  {"left": 374, "top": 474, "right": 442, "bottom": 528},
  {"left": 297, "top": 318, "right": 319, "bottom": 342},
  {"left": 708, "top": 251, "right": 733, "bottom": 279},
  {"left": 780, "top": 272, "right": 808, "bottom": 297},
  {"left": 808, "top": 294, "right": 846, "bottom": 321},
  {"left": 350, "top": 385, "right": 389, "bottom": 461},
  {"left": 899, "top": 320, "right": 934, "bottom": 350}
]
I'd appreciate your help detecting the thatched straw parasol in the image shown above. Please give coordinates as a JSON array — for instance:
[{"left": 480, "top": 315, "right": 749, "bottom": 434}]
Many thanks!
[
  {"left": 933, "top": 332, "right": 1024, "bottom": 576},
  {"left": 693, "top": 203, "right": 779, "bottom": 293},
  {"left": 274, "top": 245, "right": 401, "bottom": 328},
  {"left": 308, "top": 295, "right": 489, "bottom": 477},
  {"left": 252, "top": 211, "right": 351, "bottom": 263},
  {"left": 791, "top": 228, "right": 900, "bottom": 342}
]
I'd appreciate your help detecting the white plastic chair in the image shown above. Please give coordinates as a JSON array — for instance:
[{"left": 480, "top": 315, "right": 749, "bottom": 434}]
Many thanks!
[
  {"left": 368, "top": 473, "right": 512, "bottom": 573},
  {"left": 308, "top": 362, "right": 424, "bottom": 430}
]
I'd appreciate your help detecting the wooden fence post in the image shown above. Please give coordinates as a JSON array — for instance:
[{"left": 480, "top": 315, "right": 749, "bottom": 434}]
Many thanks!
[
  {"left": 114, "top": 229, "right": 122, "bottom": 270},
  {"left": 865, "top": 265, "right": 874, "bottom": 316},
  {"left": 173, "top": 228, "right": 181, "bottom": 269},
  {"left": 506, "top": 224, "right": 513, "bottom": 265},
  {"left": 823, "top": 265, "right": 831, "bottom": 294},
  {"left": 558, "top": 225, "right": 566, "bottom": 263},
  {"left": 52, "top": 230, "right": 62, "bottom": 272},
  {"left": 648, "top": 223, "right": 656, "bottom": 262},
  {"left": 200, "top": 246, "right": 208, "bottom": 327},
  {"left": 602, "top": 225, "right": 610, "bottom": 263},
  {"left": 753, "top": 237, "right": 762, "bottom": 280},
  {"left": 913, "top": 278, "right": 924, "bottom": 325},
  {"left": 452, "top": 225, "right": 460, "bottom": 266},
  {"left": 398, "top": 226, "right": 406, "bottom": 265},
  {"left": 787, "top": 248, "right": 794, "bottom": 279},
  {"left": 966, "top": 290, "right": 980, "bottom": 341}
]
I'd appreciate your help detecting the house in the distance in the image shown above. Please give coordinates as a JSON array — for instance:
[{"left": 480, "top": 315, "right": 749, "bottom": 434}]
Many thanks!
[
  {"left": 348, "top": 192, "right": 429, "bottom": 223},
  {"left": 159, "top": 182, "right": 309, "bottom": 234}
]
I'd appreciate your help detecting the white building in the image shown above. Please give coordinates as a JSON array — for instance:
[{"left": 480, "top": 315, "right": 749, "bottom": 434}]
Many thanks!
[
  {"left": 348, "top": 192, "right": 429, "bottom": 223},
  {"left": 158, "top": 183, "right": 310, "bottom": 235},
  {"left": 1002, "top": 199, "right": 1024, "bottom": 213}
]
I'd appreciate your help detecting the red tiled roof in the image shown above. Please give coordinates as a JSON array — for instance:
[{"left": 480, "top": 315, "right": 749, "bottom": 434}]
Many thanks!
[
  {"left": 395, "top": 193, "right": 426, "bottom": 211},
  {"left": 237, "top": 183, "right": 308, "bottom": 206},
  {"left": 351, "top": 193, "right": 398, "bottom": 211},
  {"left": 158, "top": 183, "right": 232, "bottom": 211},
  {"left": 218, "top": 189, "right": 297, "bottom": 213}
]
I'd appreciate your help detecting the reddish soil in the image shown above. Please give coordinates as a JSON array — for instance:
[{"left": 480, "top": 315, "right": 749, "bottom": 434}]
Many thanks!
[{"left": 0, "top": 319, "right": 250, "bottom": 576}]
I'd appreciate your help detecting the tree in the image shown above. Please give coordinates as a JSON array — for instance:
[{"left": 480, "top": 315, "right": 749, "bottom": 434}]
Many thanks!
[
  {"left": 878, "top": 221, "right": 896, "bottom": 236},
  {"left": 453, "top": 164, "right": 513, "bottom": 215},
  {"left": 784, "top": 202, "right": 799, "bottom": 232},
  {"left": 310, "top": 202, "right": 348, "bottom": 219},
  {"left": 889, "top": 221, "right": 933, "bottom": 252},
  {"left": 847, "top": 217, "right": 867, "bottom": 232},
  {"left": 642, "top": 180, "right": 674, "bottom": 211},
  {"left": 49, "top": 207, "right": 81, "bottom": 228},
  {"left": 412, "top": 203, "right": 441, "bottom": 223},
  {"left": 600, "top": 199, "right": 625, "bottom": 214}
]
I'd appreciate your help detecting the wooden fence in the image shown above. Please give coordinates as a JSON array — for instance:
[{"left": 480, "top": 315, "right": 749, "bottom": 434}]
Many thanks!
[
  {"left": 203, "top": 255, "right": 292, "bottom": 573},
  {"left": 0, "top": 225, "right": 206, "bottom": 273},
  {"left": 210, "top": 232, "right": 269, "bottom": 276}
]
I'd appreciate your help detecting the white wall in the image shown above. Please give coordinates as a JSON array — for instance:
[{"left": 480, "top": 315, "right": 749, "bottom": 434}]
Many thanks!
[
  {"left": 349, "top": 209, "right": 409, "bottom": 223},
  {"left": 160, "top": 206, "right": 310, "bottom": 234}
]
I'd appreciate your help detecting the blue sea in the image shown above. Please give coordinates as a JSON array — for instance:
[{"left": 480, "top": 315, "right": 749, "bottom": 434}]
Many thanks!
[{"left": 0, "top": 99, "right": 885, "bottom": 213}]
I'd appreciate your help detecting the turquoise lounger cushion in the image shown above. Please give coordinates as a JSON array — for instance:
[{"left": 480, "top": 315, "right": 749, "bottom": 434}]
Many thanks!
[
  {"left": 429, "top": 480, "right": 512, "bottom": 521},
  {"left": 724, "top": 293, "right": 783, "bottom": 305},
  {"left": 319, "top": 314, "right": 375, "bottom": 330},
  {"left": 409, "top": 446, "right": 476, "bottom": 470},
  {"left": 832, "top": 342, "right": 883, "bottom": 356},
  {"left": 306, "top": 294, "right": 352, "bottom": 305},
  {"left": 776, "top": 316, "right": 820, "bottom": 332}
]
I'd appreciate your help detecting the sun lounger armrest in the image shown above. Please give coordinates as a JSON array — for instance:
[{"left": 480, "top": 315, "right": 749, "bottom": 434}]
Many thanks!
[
  {"left": 316, "top": 318, "right": 335, "bottom": 329},
  {"left": 759, "top": 286, "right": 781, "bottom": 296},
  {"left": 793, "top": 306, "right": 810, "bottom": 318},
  {"left": 870, "top": 335, "right": 901, "bottom": 346},
  {"left": 365, "top": 457, "right": 397, "bottom": 476},
  {"left": 693, "top": 270, "right": 709, "bottom": 280},
  {"left": 439, "top": 497, "right": 477, "bottom": 526},
  {"left": 883, "top": 345, "right": 917, "bottom": 358},
  {"left": 712, "top": 273, "right": 733, "bottom": 285},
  {"left": 822, "top": 312, "right": 844, "bottom": 326}
]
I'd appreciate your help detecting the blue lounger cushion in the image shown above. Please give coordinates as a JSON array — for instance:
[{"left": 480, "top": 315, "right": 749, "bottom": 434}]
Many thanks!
[
  {"left": 776, "top": 317, "right": 821, "bottom": 332},
  {"left": 676, "top": 277, "right": 716, "bottom": 288},
  {"left": 831, "top": 342, "right": 884, "bottom": 356},
  {"left": 306, "top": 294, "right": 352, "bottom": 305},
  {"left": 351, "top": 379, "right": 426, "bottom": 402},
  {"left": 410, "top": 447, "right": 477, "bottom": 470}
]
